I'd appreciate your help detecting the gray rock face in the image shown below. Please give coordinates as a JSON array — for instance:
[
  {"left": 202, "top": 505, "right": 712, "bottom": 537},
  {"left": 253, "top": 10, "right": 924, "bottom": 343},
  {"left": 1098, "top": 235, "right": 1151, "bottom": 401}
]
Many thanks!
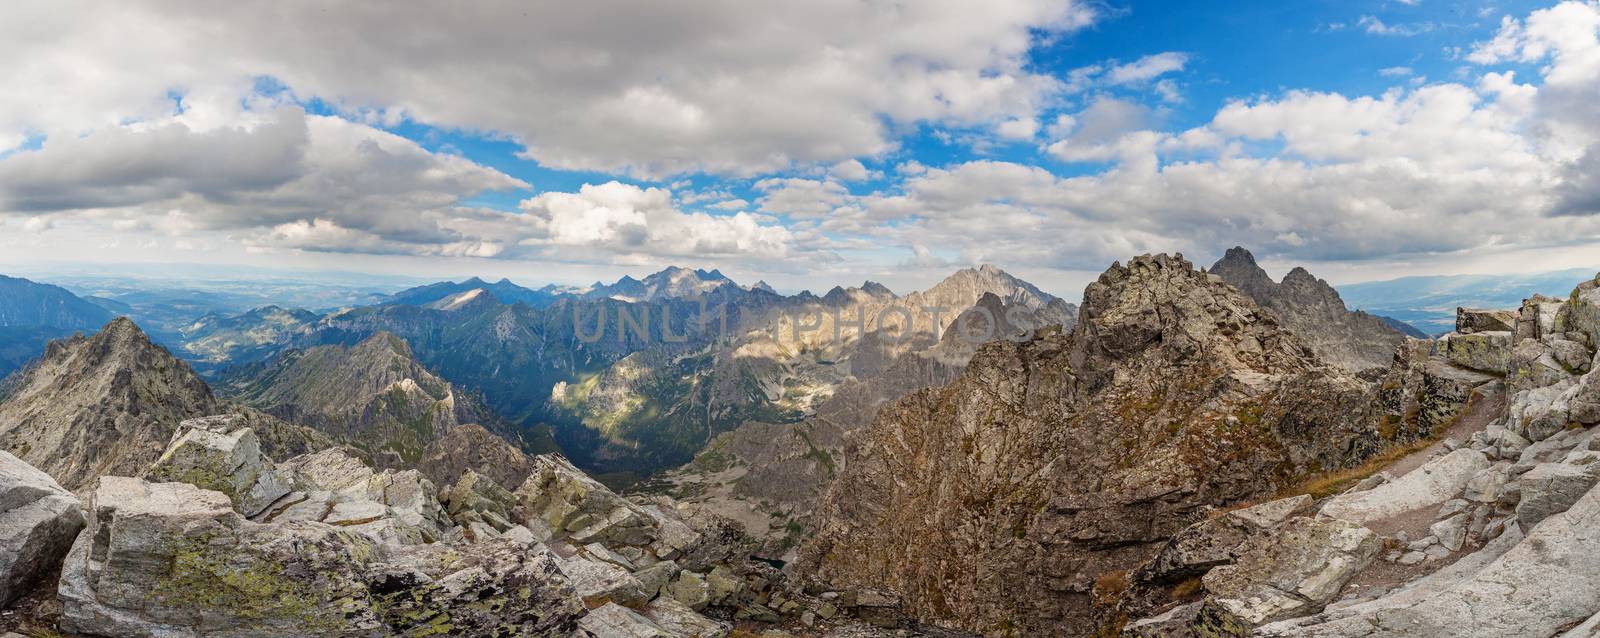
[
  {"left": 58, "top": 476, "right": 584, "bottom": 638},
  {"left": 260, "top": 448, "right": 451, "bottom": 545},
  {"left": 1260, "top": 478, "right": 1600, "bottom": 637},
  {"left": 1458, "top": 308, "right": 1519, "bottom": 334},
  {"left": 1139, "top": 495, "right": 1315, "bottom": 584},
  {"left": 1443, "top": 330, "right": 1515, "bottom": 375},
  {"left": 0, "top": 451, "right": 85, "bottom": 607},
  {"left": 1516, "top": 462, "right": 1600, "bottom": 527}
]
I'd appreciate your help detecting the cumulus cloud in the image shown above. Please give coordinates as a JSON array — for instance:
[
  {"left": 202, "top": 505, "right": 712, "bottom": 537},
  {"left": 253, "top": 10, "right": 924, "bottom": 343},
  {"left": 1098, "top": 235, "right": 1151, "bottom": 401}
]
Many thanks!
[
  {"left": 519, "top": 182, "right": 795, "bottom": 260},
  {"left": 0, "top": 0, "right": 1098, "bottom": 178},
  {"left": 828, "top": 160, "right": 875, "bottom": 182},
  {"left": 0, "top": 105, "right": 529, "bottom": 254},
  {"left": 754, "top": 178, "right": 851, "bottom": 218}
]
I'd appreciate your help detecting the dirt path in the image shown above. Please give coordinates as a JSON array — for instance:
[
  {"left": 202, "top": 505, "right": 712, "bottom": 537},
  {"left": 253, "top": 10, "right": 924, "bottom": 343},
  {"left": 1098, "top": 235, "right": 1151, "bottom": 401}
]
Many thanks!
[{"left": 1339, "top": 387, "right": 1505, "bottom": 595}]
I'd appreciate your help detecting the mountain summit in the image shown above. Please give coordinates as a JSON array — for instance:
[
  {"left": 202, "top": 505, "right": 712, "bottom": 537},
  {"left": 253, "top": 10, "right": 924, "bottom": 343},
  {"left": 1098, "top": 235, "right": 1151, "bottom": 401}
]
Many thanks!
[
  {"left": 0, "top": 317, "right": 220, "bottom": 489},
  {"left": 1210, "top": 247, "right": 1410, "bottom": 371}
]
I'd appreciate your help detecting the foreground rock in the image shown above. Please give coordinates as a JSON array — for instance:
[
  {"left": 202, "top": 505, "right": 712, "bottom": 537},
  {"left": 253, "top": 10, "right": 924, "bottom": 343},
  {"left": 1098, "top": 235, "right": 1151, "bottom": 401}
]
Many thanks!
[
  {"left": 0, "top": 451, "right": 85, "bottom": 607},
  {"left": 58, "top": 476, "right": 585, "bottom": 637},
  {"left": 1260, "top": 478, "right": 1600, "bottom": 637},
  {"left": 1318, "top": 449, "right": 1489, "bottom": 524},
  {"left": 1195, "top": 517, "right": 1380, "bottom": 632}
]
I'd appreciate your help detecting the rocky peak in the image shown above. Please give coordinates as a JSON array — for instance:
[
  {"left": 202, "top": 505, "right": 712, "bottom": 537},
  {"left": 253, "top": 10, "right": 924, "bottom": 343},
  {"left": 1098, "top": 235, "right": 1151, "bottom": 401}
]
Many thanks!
[
  {"left": 1209, "top": 247, "right": 1407, "bottom": 372},
  {"left": 802, "top": 253, "right": 1381, "bottom": 635},
  {"left": 1076, "top": 253, "right": 1315, "bottom": 376},
  {"left": 0, "top": 318, "right": 220, "bottom": 490},
  {"left": 860, "top": 281, "right": 895, "bottom": 298}
]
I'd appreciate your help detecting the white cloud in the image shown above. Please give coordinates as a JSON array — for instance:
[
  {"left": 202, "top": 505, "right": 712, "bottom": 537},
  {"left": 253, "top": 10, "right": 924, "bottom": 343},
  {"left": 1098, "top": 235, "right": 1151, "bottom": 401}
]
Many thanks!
[
  {"left": 996, "top": 117, "right": 1041, "bottom": 140},
  {"left": 0, "top": 0, "right": 1099, "bottom": 178},
  {"left": 519, "top": 182, "right": 796, "bottom": 260},
  {"left": 828, "top": 159, "right": 874, "bottom": 182},
  {"left": 1379, "top": 66, "right": 1415, "bottom": 77},
  {"left": 1106, "top": 52, "right": 1191, "bottom": 84},
  {"left": 754, "top": 178, "right": 851, "bottom": 217},
  {"left": 0, "top": 105, "right": 530, "bottom": 254},
  {"left": 1358, "top": 15, "right": 1435, "bottom": 37}
]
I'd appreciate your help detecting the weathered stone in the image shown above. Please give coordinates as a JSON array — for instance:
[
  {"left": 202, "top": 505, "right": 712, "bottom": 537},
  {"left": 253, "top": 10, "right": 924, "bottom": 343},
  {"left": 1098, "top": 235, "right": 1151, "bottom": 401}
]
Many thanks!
[
  {"left": 1551, "top": 340, "right": 1594, "bottom": 373},
  {"left": 706, "top": 564, "right": 743, "bottom": 606},
  {"left": 0, "top": 451, "right": 85, "bottom": 607},
  {"left": 557, "top": 552, "right": 652, "bottom": 608},
  {"left": 146, "top": 425, "right": 290, "bottom": 517},
  {"left": 1509, "top": 379, "right": 1578, "bottom": 441},
  {"left": 1123, "top": 602, "right": 1201, "bottom": 637},
  {"left": 667, "top": 570, "right": 711, "bottom": 611},
  {"left": 633, "top": 559, "right": 680, "bottom": 595},
  {"left": 1463, "top": 467, "right": 1508, "bottom": 503},
  {"left": 1458, "top": 308, "right": 1518, "bottom": 334},
  {"left": 59, "top": 477, "right": 584, "bottom": 637},
  {"left": 644, "top": 597, "right": 730, "bottom": 637},
  {"left": 1259, "top": 477, "right": 1600, "bottom": 637},
  {"left": 1443, "top": 331, "right": 1514, "bottom": 375},
  {"left": 515, "top": 455, "right": 658, "bottom": 548},
  {"left": 1140, "top": 495, "right": 1314, "bottom": 583},
  {"left": 1429, "top": 514, "right": 1468, "bottom": 552},
  {"left": 1321, "top": 449, "right": 1489, "bottom": 524},
  {"left": 278, "top": 447, "right": 374, "bottom": 495},
  {"left": 578, "top": 602, "right": 672, "bottom": 637},
  {"left": 1517, "top": 462, "right": 1600, "bottom": 527},
  {"left": 1198, "top": 517, "right": 1381, "bottom": 629},
  {"left": 1510, "top": 339, "right": 1576, "bottom": 394}
]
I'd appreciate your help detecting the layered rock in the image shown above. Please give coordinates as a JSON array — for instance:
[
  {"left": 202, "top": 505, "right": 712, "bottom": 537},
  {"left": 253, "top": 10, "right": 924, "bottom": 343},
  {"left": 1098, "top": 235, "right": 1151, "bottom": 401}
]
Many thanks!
[
  {"left": 0, "top": 318, "right": 221, "bottom": 490},
  {"left": 802, "top": 254, "right": 1387, "bottom": 636},
  {"left": 0, "top": 451, "right": 85, "bottom": 607},
  {"left": 1210, "top": 247, "right": 1408, "bottom": 372}
]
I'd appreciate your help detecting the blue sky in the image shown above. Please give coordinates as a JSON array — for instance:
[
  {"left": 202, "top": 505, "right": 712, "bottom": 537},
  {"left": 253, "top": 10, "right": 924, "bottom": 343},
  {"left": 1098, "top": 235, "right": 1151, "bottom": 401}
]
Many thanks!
[{"left": 0, "top": 0, "right": 1597, "bottom": 296}]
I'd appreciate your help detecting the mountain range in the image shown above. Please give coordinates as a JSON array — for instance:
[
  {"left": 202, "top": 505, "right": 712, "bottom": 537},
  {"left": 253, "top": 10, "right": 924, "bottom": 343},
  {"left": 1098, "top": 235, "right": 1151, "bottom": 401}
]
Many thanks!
[{"left": 2, "top": 253, "right": 1600, "bottom": 636}]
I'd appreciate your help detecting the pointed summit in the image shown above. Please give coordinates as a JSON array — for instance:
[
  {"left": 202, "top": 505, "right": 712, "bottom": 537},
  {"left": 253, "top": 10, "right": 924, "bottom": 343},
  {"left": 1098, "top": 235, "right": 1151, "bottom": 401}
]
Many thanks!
[
  {"left": 0, "top": 318, "right": 220, "bottom": 489},
  {"left": 1210, "top": 246, "right": 1407, "bottom": 371}
]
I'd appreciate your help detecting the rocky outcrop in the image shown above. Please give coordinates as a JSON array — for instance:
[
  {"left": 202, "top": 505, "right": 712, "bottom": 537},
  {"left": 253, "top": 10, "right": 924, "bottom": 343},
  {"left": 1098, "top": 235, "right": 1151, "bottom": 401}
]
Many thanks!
[
  {"left": 1319, "top": 449, "right": 1489, "bottom": 524},
  {"left": 0, "top": 451, "right": 84, "bottom": 607},
  {"left": 144, "top": 418, "right": 291, "bottom": 518},
  {"left": 1210, "top": 247, "right": 1407, "bottom": 372},
  {"left": 0, "top": 318, "right": 221, "bottom": 490},
  {"left": 802, "top": 254, "right": 1389, "bottom": 636},
  {"left": 57, "top": 476, "right": 585, "bottom": 637}
]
